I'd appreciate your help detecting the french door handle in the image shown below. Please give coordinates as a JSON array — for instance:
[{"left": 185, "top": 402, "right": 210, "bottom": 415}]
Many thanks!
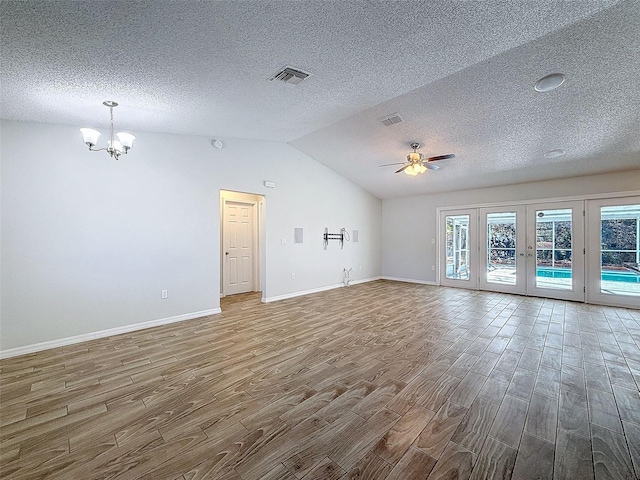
[{"left": 519, "top": 253, "right": 525, "bottom": 256}]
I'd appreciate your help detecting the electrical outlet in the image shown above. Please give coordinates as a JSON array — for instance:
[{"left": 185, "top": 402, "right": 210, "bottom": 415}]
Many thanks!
[
  {"left": 281, "top": 238, "right": 287, "bottom": 245},
  {"left": 291, "top": 273, "right": 295, "bottom": 279},
  {"left": 161, "top": 289, "right": 168, "bottom": 299},
  {"left": 359, "top": 265, "right": 362, "bottom": 270},
  {"left": 431, "top": 265, "right": 435, "bottom": 271}
]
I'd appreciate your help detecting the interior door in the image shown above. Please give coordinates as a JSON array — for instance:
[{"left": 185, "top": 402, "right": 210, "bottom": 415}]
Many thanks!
[
  {"left": 223, "top": 199, "right": 255, "bottom": 296},
  {"left": 586, "top": 197, "right": 640, "bottom": 308},
  {"left": 479, "top": 206, "right": 526, "bottom": 295},
  {"left": 526, "top": 201, "right": 585, "bottom": 302},
  {"left": 440, "top": 209, "right": 477, "bottom": 289}
]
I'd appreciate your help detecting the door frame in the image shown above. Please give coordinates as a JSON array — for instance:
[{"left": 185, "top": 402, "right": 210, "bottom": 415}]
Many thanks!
[
  {"left": 586, "top": 195, "right": 640, "bottom": 308},
  {"left": 220, "top": 190, "right": 265, "bottom": 298},
  {"left": 525, "top": 201, "right": 585, "bottom": 302},
  {"left": 438, "top": 192, "right": 640, "bottom": 307},
  {"left": 478, "top": 205, "right": 527, "bottom": 295},
  {"left": 438, "top": 208, "right": 478, "bottom": 289}
]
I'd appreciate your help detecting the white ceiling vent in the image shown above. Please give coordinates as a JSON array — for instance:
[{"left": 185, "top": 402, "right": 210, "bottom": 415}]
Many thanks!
[
  {"left": 269, "top": 66, "right": 310, "bottom": 85},
  {"left": 379, "top": 113, "right": 403, "bottom": 126}
]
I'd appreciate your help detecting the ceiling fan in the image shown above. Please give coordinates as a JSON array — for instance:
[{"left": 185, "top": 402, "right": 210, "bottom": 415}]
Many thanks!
[{"left": 380, "top": 142, "right": 455, "bottom": 176}]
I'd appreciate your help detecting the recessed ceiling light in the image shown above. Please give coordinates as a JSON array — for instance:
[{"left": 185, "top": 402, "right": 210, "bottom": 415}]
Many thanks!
[
  {"left": 544, "top": 149, "right": 566, "bottom": 158},
  {"left": 534, "top": 73, "right": 565, "bottom": 92}
]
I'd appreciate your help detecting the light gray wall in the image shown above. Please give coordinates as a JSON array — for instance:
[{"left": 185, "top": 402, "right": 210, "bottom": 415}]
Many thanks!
[
  {"left": 0, "top": 120, "right": 382, "bottom": 351},
  {"left": 382, "top": 170, "right": 640, "bottom": 283}
]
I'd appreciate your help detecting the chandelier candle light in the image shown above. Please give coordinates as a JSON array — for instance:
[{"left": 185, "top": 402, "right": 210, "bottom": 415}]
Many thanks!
[{"left": 80, "top": 101, "right": 135, "bottom": 160}]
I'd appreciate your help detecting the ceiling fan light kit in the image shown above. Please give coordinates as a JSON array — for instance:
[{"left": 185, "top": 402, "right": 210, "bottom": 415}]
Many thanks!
[
  {"left": 80, "top": 101, "right": 135, "bottom": 160},
  {"left": 379, "top": 142, "right": 454, "bottom": 176}
]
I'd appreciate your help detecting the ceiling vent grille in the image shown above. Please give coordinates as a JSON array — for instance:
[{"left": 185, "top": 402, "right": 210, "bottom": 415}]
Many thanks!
[
  {"left": 379, "top": 113, "right": 403, "bottom": 126},
  {"left": 270, "top": 66, "right": 310, "bottom": 85}
]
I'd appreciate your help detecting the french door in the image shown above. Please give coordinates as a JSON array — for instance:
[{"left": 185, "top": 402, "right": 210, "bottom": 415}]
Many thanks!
[
  {"left": 479, "top": 206, "right": 526, "bottom": 295},
  {"left": 526, "top": 201, "right": 585, "bottom": 302},
  {"left": 586, "top": 197, "right": 640, "bottom": 308},
  {"left": 440, "top": 209, "right": 477, "bottom": 289},
  {"left": 441, "top": 201, "right": 585, "bottom": 301}
]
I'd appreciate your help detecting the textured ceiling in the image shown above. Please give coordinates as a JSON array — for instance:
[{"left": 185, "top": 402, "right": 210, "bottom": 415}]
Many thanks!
[{"left": 1, "top": 0, "right": 638, "bottom": 199}]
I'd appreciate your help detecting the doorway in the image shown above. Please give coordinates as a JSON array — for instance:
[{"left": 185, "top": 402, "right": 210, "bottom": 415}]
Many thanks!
[
  {"left": 586, "top": 196, "right": 640, "bottom": 308},
  {"left": 439, "top": 201, "right": 585, "bottom": 302},
  {"left": 220, "top": 190, "right": 264, "bottom": 298}
]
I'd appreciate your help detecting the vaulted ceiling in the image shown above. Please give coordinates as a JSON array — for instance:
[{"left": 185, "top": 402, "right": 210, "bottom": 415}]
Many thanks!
[{"left": 1, "top": 0, "right": 638, "bottom": 199}]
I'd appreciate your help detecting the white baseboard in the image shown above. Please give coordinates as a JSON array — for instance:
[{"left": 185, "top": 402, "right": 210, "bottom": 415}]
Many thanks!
[
  {"left": 262, "top": 276, "right": 382, "bottom": 303},
  {"left": 0, "top": 308, "right": 222, "bottom": 360},
  {"left": 381, "top": 276, "right": 437, "bottom": 285}
]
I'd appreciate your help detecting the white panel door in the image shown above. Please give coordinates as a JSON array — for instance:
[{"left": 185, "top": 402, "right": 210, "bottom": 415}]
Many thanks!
[
  {"left": 526, "top": 201, "right": 585, "bottom": 302},
  {"left": 479, "top": 206, "right": 526, "bottom": 295},
  {"left": 586, "top": 197, "right": 640, "bottom": 308},
  {"left": 440, "top": 209, "right": 477, "bottom": 289},
  {"left": 223, "top": 200, "right": 254, "bottom": 295}
]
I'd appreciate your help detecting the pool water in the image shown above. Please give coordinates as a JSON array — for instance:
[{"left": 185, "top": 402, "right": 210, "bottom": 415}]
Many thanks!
[{"left": 537, "top": 267, "right": 640, "bottom": 284}]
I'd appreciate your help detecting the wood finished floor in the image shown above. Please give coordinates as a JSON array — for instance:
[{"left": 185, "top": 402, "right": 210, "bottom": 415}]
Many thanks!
[{"left": 1, "top": 280, "right": 640, "bottom": 480}]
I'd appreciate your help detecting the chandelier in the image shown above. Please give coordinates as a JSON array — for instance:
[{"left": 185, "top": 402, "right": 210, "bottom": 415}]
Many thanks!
[{"left": 80, "top": 101, "right": 135, "bottom": 160}]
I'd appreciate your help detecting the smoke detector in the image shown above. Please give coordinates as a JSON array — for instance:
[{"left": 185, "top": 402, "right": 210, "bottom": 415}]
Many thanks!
[{"left": 269, "top": 66, "right": 310, "bottom": 85}]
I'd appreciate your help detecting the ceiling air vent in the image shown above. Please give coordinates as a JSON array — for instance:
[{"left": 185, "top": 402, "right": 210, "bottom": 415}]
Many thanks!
[
  {"left": 379, "top": 113, "right": 403, "bottom": 127},
  {"left": 270, "top": 66, "right": 310, "bottom": 85}
]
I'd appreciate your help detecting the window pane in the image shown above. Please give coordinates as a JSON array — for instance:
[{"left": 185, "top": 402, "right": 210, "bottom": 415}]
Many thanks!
[
  {"left": 489, "top": 224, "right": 516, "bottom": 249},
  {"left": 446, "top": 215, "right": 470, "bottom": 280},
  {"left": 486, "top": 212, "right": 516, "bottom": 286},
  {"left": 600, "top": 205, "right": 640, "bottom": 297},
  {"left": 536, "top": 209, "right": 572, "bottom": 290},
  {"left": 602, "top": 251, "right": 636, "bottom": 267},
  {"left": 537, "top": 222, "right": 553, "bottom": 245},
  {"left": 554, "top": 249, "right": 572, "bottom": 267},
  {"left": 555, "top": 221, "right": 572, "bottom": 249},
  {"left": 602, "top": 219, "right": 637, "bottom": 251}
]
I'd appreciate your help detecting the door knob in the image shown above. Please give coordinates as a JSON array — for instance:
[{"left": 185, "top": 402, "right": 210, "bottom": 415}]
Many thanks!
[
  {"left": 519, "top": 253, "right": 525, "bottom": 256},
  {"left": 225, "top": 252, "right": 229, "bottom": 255}
]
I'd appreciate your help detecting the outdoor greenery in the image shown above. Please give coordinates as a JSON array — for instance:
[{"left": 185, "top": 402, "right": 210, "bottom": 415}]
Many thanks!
[{"left": 602, "top": 219, "right": 639, "bottom": 268}]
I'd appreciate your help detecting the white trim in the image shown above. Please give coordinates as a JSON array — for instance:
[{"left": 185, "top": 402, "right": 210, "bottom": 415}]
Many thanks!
[
  {"left": 435, "top": 189, "right": 640, "bottom": 214},
  {"left": 0, "top": 308, "right": 221, "bottom": 359},
  {"left": 381, "top": 276, "right": 437, "bottom": 285},
  {"left": 261, "top": 277, "right": 381, "bottom": 303},
  {"left": 585, "top": 196, "right": 640, "bottom": 309},
  {"left": 221, "top": 196, "right": 260, "bottom": 296}
]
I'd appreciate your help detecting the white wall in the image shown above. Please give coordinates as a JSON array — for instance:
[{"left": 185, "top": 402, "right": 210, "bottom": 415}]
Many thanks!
[
  {"left": 382, "top": 170, "right": 640, "bottom": 283},
  {"left": 0, "top": 120, "right": 382, "bottom": 353}
]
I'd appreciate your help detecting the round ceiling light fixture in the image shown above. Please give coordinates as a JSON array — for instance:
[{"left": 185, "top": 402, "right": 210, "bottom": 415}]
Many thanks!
[
  {"left": 544, "top": 149, "right": 566, "bottom": 158},
  {"left": 534, "top": 73, "right": 565, "bottom": 92}
]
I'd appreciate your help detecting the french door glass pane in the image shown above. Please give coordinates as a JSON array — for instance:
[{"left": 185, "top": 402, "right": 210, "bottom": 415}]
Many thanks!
[
  {"left": 446, "top": 214, "right": 470, "bottom": 280},
  {"left": 535, "top": 209, "right": 572, "bottom": 290},
  {"left": 486, "top": 212, "right": 516, "bottom": 285},
  {"left": 600, "top": 205, "right": 640, "bottom": 296}
]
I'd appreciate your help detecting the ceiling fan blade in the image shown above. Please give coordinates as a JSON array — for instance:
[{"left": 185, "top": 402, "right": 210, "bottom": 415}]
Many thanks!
[
  {"left": 379, "top": 162, "right": 406, "bottom": 167},
  {"left": 426, "top": 154, "right": 455, "bottom": 162},
  {"left": 425, "top": 163, "right": 440, "bottom": 170},
  {"left": 395, "top": 164, "right": 410, "bottom": 174}
]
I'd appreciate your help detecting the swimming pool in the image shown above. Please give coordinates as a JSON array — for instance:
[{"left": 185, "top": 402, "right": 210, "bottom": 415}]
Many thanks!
[{"left": 537, "top": 267, "right": 640, "bottom": 284}]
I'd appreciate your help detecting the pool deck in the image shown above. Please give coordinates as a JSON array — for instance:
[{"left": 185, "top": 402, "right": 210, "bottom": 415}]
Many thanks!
[{"left": 486, "top": 268, "right": 640, "bottom": 296}]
